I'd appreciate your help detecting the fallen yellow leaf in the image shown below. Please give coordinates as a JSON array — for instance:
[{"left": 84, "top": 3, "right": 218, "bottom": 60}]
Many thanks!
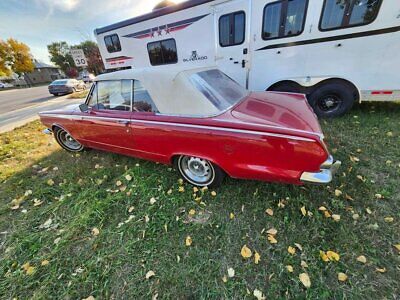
[
  {"left": 41, "top": 260, "right": 50, "bottom": 266},
  {"left": 286, "top": 265, "right": 294, "bottom": 273},
  {"left": 267, "top": 234, "right": 278, "bottom": 244},
  {"left": 288, "top": 246, "right": 296, "bottom": 255},
  {"left": 384, "top": 217, "right": 394, "bottom": 223},
  {"left": 338, "top": 272, "right": 348, "bottom": 282},
  {"left": 145, "top": 270, "right": 155, "bottom": 279},
  {"left": 299, "top": 273, "right": 311, "bottom": 288},
  {"left": 116, "top": 180, "right": 122, "bottom": 187},
  {"left": 193, "top": 187, "right": 199, "bottom": 193},
  {"left": 300, "top": 206, "right": 307, "bottom": 216},
  {"left": 254, "top": 251, "right": 261, "bottom": 264},
  {"left": 324, "top": 211, "right": 332, "bottom": 218},
  {"left": 241, "top": 245, "right": 252, "bottom": 258},
  {"left": 265, "top": 208, "right": 273, "bottom": 216},
  {"left": 301, "top": 260, "right": 308, "bottom": 268},
  {"left": 230, "top": 212, "right": 235, "bottom": 220},
  {"left": 178, "top": 186, "right": 185, "bottom": 193},
  {"left": 227, "top": 267, "right": 235, "bottom": 278},
  {"left": 266, "top": 228, "right": 277, "bottom": 236},
  {"left": 26, "top": 266, "right": 36, "bottom": 275},
  {"left": 318, "top": 206, "right": 327, "bottom": 211},
  {"left": 189, "top": 209, "right": 196, "bottom": 216},
  {"left": 376, "top": 267, "right": 386, "bottom": 273},
  {"left": 82, "top": 296, "right": 95, "bottom": 300},
  {"left": 394, "top": 244, "right": 400, "bottom": 252},
  {"left": 253, "top": 289, "right": 266, "bottom": 300},
  {"left": 327, "top": 251, "right": 340, "bottom": 261},
  {"left": 185, "top": 236, "right": 192, "bottom": 247},
  {"left": 211, "top": 191, "right": 217, "bottom": 197},
  {"left": 91, "top": 227, "right": 100, "bottom": 236},
  {"left": 332, "top": 214, "right": 341, "bottom": 222},
  {"left": 335, "top": 189, "right": 342, "bottom": 197},
  {"left": 222, "top": 275, "right": 227, "bottom": 283},
  {"left": 320, "top": 250, "right": 329, "bottom": 262},
  {"left": 125, "top": 175, "right": 132, "bottom": 181},
  {"left": 356, "top": 255, "right": 367, "bottom": 264},
  {"left": 47, "top": 179, "right": 55, "bottom": 186}
]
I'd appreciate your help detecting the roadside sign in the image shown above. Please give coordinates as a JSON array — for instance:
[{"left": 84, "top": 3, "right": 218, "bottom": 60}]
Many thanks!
[{"left": 70, "top": 49, "right": 88, "bottom": 67}]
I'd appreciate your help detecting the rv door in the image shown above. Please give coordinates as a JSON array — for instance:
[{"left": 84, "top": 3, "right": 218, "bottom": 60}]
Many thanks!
[{"left": 215, "top": 0, "right": 250, "bottom": 88}]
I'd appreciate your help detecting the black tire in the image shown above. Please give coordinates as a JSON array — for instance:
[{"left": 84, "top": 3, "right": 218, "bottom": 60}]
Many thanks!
[
  {"left": 53, "top": 93, "right": 59, "bottom": 96},
  {"left": 53, "top": 127, "right": 84, "bottom": 152},
  {"left": 308, "top": 82, "right": 356, "bottom": 118},
  {"left": 175, "top": 155, "right": 225, "bottom": 188}
]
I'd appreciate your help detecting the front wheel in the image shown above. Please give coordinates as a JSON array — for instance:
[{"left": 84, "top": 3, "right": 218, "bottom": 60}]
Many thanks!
[
  {"left": 54, "top": 127, "right": 84, "bottom": 152},
  {"left": 176, "top": 155, "right": 225, "bottom": 187}
]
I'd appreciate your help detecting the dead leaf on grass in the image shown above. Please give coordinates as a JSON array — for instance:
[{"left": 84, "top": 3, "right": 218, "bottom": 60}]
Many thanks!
[{"left": 241, "top": 245, "right": 252, "bottom": 258}]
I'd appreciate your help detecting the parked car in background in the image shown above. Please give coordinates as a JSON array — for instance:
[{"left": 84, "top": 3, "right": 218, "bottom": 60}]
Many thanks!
[
  {"left": 82, "top": 74, "right": 95, "bottom": 84},
  {"left": 0, "top": 81, "right": 13, "bottom": 89},
  {"left": 48, "top": 79, "right": 86, "bottom": 96},
  {"left": 40, "top": 66, "right": 340, "bottom": 187}
]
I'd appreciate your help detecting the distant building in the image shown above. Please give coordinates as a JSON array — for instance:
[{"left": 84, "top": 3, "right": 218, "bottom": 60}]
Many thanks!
[{"left": 24, "top": 60, "right": 64, "bottom": 85}]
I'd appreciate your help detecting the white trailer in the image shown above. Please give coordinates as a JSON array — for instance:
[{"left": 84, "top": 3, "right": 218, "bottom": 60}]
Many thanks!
[{"left": 94, "top": 0, "right": 400, "bottom": 117}]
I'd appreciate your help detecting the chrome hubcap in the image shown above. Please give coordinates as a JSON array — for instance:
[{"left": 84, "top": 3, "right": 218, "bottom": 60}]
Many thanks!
[
  {"left": 179, "top": 156, "right": 214, "bottom": 185},
  {"left": 58, "top": 130, "right": 82, "bottom": 150}
]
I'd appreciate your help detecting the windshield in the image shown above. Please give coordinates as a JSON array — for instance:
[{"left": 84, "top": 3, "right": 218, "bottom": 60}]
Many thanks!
[
  {"left": 189, "top": 69, "right": 249, "bottom": 112},
  {"left": 51, "top": 80, "right": 69, "bottom": 85}
]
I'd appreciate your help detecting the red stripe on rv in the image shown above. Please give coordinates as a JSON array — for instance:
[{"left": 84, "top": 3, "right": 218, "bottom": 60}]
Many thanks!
[{"left": 371, "top": 91, "right": 393, "bottom": 95}]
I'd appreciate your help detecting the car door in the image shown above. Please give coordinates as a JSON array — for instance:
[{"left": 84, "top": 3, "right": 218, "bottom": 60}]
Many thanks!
[
  {"left": 215, "top": 0, "right": 250, "bottom": 87},
  {"left": 77, "top": 80, "right": 135, "bottom": 155}
]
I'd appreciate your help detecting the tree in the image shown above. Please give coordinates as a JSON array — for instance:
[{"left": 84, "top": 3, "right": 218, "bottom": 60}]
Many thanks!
[
  {"left": 47, "top": 41, "right": 76, "bottom": 75},
  {"left": 0, "top": 38, "right": 34, "bottom": 77},
  {"left": 7, "top": 39, "right": 34, "bottom": 75},
  {"left": 48, "top": 40, "right": 104, "bottom": 77},
  {"left": 0, "top": 40, "right": 11, "bottom": 77},
  {"left": 76, "top": 41, "right": 104, "bottom": 75}
]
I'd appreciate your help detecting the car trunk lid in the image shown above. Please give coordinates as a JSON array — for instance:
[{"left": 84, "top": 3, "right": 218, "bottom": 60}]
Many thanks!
[{"left": 231, "top": 92, "right": 323, "bottom": 135}]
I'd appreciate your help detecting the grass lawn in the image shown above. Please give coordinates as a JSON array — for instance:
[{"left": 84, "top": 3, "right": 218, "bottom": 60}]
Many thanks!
[{"left": 0, "top": 102, "right": 399, "bottom": 299}]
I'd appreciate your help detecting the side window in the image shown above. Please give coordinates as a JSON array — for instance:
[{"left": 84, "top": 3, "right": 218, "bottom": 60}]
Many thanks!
[
  {"left": 320, "top": 0, "right": 382, "bottom": 31},
  {"left": 95, "top": 80, "right": 132, "bottom": 111},
  {"left": 219, "top": 11, "right": 246, "bottom": 47},
  {"left": 262, "top": 0, "right": 308, "bottom": 40},
  {"left": 147, "top": 39, "right": 178, "bottom": 66},
  {"left": 104, "top": 34, "right": 121, "bottom": 53},
  {"left": 133, "top": 80, "right": 158, "bottom": 113}
]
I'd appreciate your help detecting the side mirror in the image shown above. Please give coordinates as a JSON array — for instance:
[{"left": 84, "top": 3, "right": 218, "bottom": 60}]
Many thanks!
[{"left": 79, "top": 103, "right": 89, "bottom": 113}]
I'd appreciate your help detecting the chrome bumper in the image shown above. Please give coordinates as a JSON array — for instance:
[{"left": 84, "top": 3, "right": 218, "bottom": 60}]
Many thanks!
[
  {"left": 43, "top": 128, "right": 52, "bottom": 135},
  {"left": 300, "top": 156, "right": 341, "bottom": 184}
]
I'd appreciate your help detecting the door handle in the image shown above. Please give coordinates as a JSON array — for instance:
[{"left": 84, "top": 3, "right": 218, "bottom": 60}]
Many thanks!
[
  {"left": 242, "top": 60, "right": 246, "bottom": 68},
  {"left": 117, "top": 120, "right": 130, "bottom": 125}
]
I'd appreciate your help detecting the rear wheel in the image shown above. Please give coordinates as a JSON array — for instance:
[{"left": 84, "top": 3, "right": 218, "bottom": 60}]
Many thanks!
[
  {"left": 176, "top": 155, "right": 225, "bottom": 187},
  {"left": 54, "top": 127, "right": 84, "bottom": 152},
  {"left": 308, "top": 82, "right": 356, "bottom": 118}
]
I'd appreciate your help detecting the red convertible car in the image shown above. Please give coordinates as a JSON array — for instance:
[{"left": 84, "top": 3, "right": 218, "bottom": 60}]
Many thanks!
[{"left": 39, "top": 67, "right": 340, "bottom": 187}]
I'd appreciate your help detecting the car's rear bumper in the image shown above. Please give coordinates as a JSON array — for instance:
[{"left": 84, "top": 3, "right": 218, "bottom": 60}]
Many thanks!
[{"left": 300, "top": 156, "right": 341, "bottom": 184}]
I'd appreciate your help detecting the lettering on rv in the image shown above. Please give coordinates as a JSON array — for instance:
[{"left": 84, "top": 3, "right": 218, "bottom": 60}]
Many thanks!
[{"left": 183, "top": 51, "right": 208, "bottom": 63}]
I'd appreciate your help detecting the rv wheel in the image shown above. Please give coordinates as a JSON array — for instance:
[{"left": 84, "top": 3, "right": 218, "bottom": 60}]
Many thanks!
[{"left": 308, "top": 82, "right": 355, "bottom": 118}]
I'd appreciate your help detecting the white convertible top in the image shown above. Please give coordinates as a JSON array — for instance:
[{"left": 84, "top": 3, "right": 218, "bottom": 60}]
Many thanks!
[{"left": 95, "top": 66, "right": 248, "bottom": 116}]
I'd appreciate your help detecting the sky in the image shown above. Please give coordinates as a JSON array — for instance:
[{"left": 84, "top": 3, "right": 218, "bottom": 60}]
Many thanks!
[{"left": 0, "top": 0, "right": 185, "bottom": 64}]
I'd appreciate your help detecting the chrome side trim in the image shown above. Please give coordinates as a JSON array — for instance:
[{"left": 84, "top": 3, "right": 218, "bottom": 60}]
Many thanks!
[{"left": 39, "top": 114, "right": 317, "bottom": 142}]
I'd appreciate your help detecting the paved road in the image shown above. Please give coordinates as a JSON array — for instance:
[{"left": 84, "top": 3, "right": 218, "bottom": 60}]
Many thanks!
[{"left": 0, "top": 86, "right": 84, "bottom": 133}]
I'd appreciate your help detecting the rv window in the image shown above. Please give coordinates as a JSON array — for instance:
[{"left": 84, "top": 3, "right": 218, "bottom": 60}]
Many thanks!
[
  {"left": 95, "top": 80, "right": 132, "bottom": 111},
  {"left": 147, "top": 39, "right": 178, "bottom": 66},
  {"left": 104, "top": 34, "right": 121, "bottom": 53},
  {"left": 320, "top": 0, "right": 382, "bottom": 31},
  {"left": 219, "top": 11, "right": 246, "bottom": 47},
  {"left": 133, "top": 80, "right": 159, "bottom": 113},
  {"left": 262, "top": 0, "right": 308, "bottom": 40}
]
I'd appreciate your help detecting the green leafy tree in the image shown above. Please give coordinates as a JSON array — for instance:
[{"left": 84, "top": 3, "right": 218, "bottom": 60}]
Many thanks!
[{"left": 47, "top": 41, "right": 75, "bottom": 75}]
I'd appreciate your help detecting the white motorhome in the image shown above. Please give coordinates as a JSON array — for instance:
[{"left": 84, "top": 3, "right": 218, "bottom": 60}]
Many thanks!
[{"left": 94, "top": 0, "right": 400, "bottom": 117}]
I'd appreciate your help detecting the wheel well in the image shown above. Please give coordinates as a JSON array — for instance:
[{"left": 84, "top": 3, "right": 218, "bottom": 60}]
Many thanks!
[
  {"left": 51, "top": 124, "right": 62, "bottom": 132},
  {"left": 268, "top": 78, "right": 359, "bottom": 102},
  {"left": 267, "top": 80, "right": 306, "bottom": 94}
]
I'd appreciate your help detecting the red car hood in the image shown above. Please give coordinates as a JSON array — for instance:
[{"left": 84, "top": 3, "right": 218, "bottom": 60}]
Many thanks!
[{"left": 231, "top": 92, "right": 322, "bottom": 135}]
